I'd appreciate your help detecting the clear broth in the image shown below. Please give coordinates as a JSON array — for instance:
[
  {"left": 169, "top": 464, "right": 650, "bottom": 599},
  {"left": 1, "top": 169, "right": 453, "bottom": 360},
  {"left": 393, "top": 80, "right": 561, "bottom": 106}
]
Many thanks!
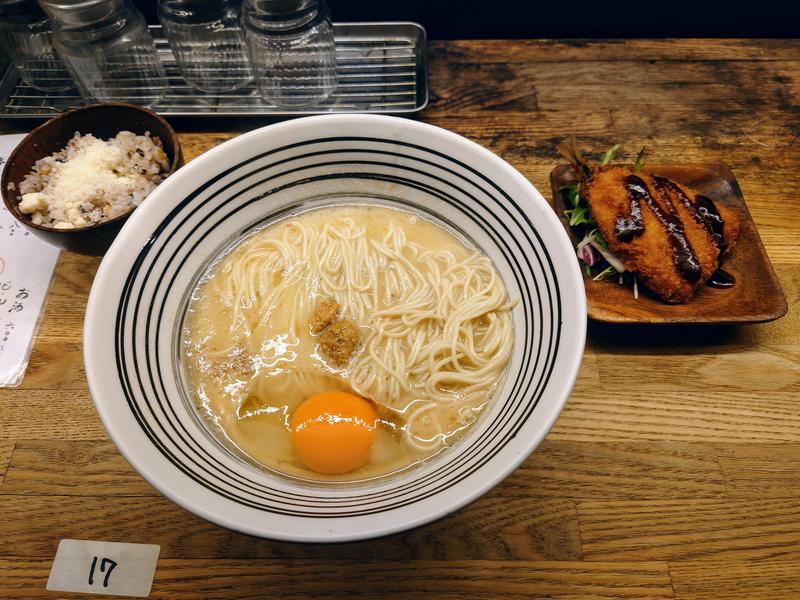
[{"left": 181, "top": 205, "right": 512, "bottom": 482}]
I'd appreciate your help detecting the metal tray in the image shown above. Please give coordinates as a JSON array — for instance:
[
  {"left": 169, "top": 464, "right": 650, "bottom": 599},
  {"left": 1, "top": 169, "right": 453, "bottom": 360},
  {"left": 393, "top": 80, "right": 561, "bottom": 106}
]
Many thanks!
[{"left": 0, "top": 22, "right": 428, "bottom": 118}]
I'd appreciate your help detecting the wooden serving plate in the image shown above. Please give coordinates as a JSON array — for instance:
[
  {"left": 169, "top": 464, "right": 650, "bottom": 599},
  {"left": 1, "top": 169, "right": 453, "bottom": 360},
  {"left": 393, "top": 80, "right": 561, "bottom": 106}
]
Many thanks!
[{"left": 549, "top": 163, "right": 788, "bottom": 324}]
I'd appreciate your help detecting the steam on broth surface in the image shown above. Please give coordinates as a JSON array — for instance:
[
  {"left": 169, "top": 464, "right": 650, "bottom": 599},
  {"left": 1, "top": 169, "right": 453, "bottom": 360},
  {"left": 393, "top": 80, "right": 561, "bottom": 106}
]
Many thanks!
[{"left": 182, "top": 205, "right": 515, "bottom": 482}]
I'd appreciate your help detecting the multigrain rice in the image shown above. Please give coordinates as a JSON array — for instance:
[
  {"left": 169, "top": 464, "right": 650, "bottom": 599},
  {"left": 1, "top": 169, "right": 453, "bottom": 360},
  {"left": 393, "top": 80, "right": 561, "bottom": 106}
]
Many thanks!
[{"left": 15, "top": 131, "right": 169, "bottom": 229}]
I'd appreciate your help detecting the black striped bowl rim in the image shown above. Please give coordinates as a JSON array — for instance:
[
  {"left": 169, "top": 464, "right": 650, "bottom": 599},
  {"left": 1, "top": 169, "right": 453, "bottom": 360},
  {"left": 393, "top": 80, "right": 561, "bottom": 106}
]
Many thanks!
[{"left": 84, "top": 115, "right": 586, "bottom": 542}]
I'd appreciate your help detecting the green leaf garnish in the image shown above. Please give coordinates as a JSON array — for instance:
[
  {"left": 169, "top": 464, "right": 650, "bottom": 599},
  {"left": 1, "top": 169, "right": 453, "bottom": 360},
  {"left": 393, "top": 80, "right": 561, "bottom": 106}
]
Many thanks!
[
  {"left": 634, "top": 146, "right": 647, "bottom": 172},
  {"left": 591, "top": 228, "right": 608, "bottom": 249},
  {"left": 568, "top": 186, "right": 580, "bottom": 208},
  {"left": 591, "top": 265, "right": 617, "bottom": 281},
  {"left": 564, "top": 205, "right": 594, "bottom": 227},
  {"left": 600, "top": 144, "right": 621, "bottom": 166},
  {"left": 560, "top": 183, "right": 581, "bottom": 208},
  {"left": 561, "top": 184, "right": 597, "bottom": 227}
]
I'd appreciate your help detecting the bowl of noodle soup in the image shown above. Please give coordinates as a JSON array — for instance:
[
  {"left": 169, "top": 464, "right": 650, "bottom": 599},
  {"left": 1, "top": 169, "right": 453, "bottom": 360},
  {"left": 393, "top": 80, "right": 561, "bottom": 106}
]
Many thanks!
[{"left": 84, "top": 115, "right": 586, "bottom": 541}]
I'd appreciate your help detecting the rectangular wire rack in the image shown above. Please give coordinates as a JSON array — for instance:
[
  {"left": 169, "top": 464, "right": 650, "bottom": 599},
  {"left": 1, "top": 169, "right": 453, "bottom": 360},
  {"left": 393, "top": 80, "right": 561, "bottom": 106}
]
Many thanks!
[{"left": 0, "top": 22, "right": 428, "bottom": 118}]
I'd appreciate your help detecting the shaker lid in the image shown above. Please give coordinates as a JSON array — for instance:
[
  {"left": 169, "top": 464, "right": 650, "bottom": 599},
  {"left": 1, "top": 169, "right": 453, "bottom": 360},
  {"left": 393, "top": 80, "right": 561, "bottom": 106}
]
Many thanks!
[
  {"left": 37, "top": 0, "right": 126, "bottom": 27},
  {"left": 243, "top": 0, "right": 324, "bottom": 32}
]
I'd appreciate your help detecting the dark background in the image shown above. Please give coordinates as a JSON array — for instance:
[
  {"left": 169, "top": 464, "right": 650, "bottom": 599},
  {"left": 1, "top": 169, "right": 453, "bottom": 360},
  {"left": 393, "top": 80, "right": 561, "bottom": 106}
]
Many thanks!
[{"left": 136, "top": 0, "right": 800, "bottom": 38}]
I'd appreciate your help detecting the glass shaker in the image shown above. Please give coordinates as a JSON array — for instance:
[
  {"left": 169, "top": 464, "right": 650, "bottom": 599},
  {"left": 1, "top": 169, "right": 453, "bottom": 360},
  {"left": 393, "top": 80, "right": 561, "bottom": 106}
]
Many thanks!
[
  {"left": 0, "top": 0, "right": 72, "bottom": 91},
  {"left": 37, "top": 0, "right": 167, "bottom": 106},
  {"left": 158, "top": 0, "right": 252, "bottom": 93},
  {"left": 242, "top": 0, "right": 337, "bottom": 107}
]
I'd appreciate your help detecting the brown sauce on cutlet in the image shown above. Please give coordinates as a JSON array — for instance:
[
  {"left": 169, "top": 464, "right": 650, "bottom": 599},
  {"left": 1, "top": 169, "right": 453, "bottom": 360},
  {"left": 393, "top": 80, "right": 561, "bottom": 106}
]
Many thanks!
[
  {"left": 652, "top": 176, "right": 726, "bottom": 256},
  {"left": 617, "top": 175, "right": 703, "bottom": 283},
  {"left": 708, "top": 268, "right": 736, "bottom": 289},
  {"left": 695, "top": 195, "right": 726, "bottom": 252},
  {"left": 614, "top": 180, "right": 645, "bottom": 239}
]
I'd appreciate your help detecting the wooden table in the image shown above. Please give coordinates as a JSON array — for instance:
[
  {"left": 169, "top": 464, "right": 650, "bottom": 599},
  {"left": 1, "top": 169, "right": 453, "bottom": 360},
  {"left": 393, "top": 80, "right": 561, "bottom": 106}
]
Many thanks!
[{"left": 1, "top": 39, "right": 799, "bottom": 599}]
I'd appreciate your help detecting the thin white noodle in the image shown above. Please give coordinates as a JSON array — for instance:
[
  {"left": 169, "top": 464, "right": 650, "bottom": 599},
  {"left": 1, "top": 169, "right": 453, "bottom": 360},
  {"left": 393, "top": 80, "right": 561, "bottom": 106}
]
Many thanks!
[{"left": 198, "top": 210, "right": 515, "bottom": 451}]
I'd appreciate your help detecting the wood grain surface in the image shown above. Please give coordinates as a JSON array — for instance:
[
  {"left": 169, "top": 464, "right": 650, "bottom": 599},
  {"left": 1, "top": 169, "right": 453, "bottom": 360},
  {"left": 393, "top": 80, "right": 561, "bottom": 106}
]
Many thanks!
[{"left": 1, "top": 38, "right": 799, "bottom": 599}]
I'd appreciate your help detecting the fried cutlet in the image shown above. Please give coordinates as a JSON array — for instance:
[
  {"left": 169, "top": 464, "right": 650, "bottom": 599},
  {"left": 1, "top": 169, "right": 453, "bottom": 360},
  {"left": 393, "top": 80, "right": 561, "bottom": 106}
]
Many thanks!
[{"left": 581, "top": 165, "right": 740, "bottom": 303}]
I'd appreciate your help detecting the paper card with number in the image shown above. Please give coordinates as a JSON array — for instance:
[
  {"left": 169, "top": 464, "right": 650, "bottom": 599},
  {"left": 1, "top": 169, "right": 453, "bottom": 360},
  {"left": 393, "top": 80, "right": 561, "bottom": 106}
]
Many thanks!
[
  {"left": 47, "top": 539, "right": 161, "bottom": 598},
  {"left": 0, "top": 133, "right": 60, "bottom": 387}
]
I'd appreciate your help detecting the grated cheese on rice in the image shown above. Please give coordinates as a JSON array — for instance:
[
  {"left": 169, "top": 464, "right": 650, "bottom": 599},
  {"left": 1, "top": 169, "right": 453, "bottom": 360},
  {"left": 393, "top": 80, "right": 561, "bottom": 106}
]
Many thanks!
[{"left": 15, "top": 131, "right": 169, "bottom": 229}]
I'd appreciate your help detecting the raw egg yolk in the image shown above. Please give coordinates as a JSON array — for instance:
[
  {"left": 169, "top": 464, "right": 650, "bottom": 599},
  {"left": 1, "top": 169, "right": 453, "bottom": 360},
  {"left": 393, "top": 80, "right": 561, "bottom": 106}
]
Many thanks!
[{"left": 289, "top": 391, "right": 378, "bottom": 475}]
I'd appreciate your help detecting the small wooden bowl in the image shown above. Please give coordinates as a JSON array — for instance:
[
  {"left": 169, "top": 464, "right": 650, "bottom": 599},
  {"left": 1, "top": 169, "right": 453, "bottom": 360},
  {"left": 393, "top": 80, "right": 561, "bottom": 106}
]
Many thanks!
[{"left": 1, "top": 103, "right": 183, "bottom": 255}]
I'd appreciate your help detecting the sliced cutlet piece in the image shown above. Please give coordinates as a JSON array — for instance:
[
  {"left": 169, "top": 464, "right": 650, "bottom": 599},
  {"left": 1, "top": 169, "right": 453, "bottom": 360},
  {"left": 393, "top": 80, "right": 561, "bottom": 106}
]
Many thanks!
[{"left": 582, "top": 166, "right": 739, "bottom": 303}]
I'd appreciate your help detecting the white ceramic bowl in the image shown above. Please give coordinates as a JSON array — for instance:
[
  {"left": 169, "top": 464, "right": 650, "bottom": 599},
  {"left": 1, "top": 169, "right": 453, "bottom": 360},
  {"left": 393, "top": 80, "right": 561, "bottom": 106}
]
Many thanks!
[{"left": 84, "top": 114, "right": 586, "bottom": 542}]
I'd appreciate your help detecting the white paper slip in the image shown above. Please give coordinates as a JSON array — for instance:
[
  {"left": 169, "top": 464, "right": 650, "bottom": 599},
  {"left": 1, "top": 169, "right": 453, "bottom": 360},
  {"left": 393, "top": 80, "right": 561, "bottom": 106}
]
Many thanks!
[
  {"left": 0, "top": 133, "right": 60, "bottom": 387},
  {"left": 47, "top": 539, "right": 160, "bottom": 598}
]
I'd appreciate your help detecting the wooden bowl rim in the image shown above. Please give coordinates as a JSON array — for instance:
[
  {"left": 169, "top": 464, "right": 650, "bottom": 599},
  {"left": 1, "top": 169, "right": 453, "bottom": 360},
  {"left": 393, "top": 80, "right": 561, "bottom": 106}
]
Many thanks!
[{"left": 0, "top": 102, "right": 182, "bottom": 235}]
